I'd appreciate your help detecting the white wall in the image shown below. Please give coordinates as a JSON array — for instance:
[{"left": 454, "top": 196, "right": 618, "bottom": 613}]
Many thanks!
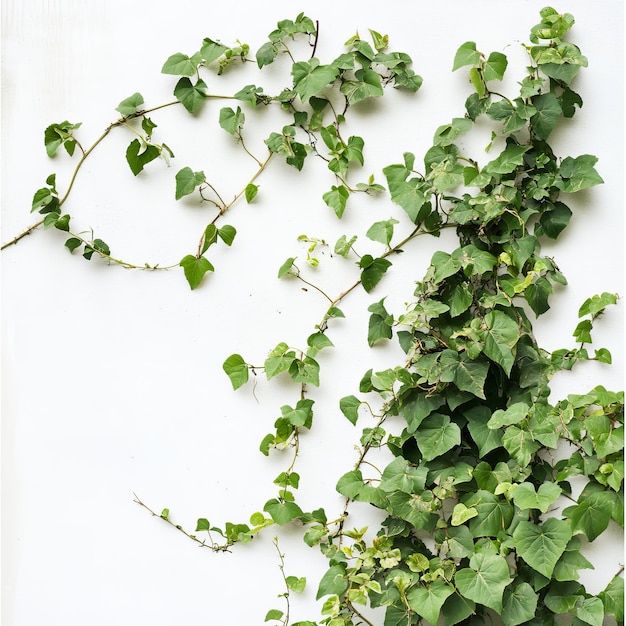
[{"left": 2, "top": 1, "right": 623, "bottom": 624}]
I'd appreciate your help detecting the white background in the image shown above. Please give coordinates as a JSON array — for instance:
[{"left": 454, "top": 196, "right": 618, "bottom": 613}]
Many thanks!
[{"left": 1, "top": 1, "right": 624, "bottom": 624}]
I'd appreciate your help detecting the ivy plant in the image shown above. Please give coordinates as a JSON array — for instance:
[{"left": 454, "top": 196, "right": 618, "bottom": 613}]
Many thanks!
[{"left": 3, "top": 6, "right": 623, "bottom": 626}]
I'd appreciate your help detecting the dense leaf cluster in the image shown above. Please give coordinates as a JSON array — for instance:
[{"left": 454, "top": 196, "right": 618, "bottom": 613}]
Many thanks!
[{"left": 223, "top": 8, "right": 623, "bottom": 626}]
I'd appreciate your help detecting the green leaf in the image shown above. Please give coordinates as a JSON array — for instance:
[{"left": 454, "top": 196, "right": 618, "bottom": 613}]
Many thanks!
[
  {"left": 175, "top": 167, "right": 206, "bottom": 200},
  {"left": 433, "top": 118, "right": 473, "bottom": 147},
  {"left": 482, "top": 310, "right": 520, "bottom": 375},
  {"left": 431, "top": 250, "right": 463, "bottom": 284},
  {"left": 562, "top": 491, "right": 613, "bottom": 541},
  {"left": 600, "top": 576, "right": 624, "bottom": 623},
  {"left": 366, "top": 219, "right": 398, "bottom": 246},
  {"left": 339, "top": 395, "right": 361, "bottom": 425},
  {"left": 483, "top": 51, "right": 508, "bottom": 81},
  {"left": 502, "top": 425, "right": 540, "bottom": 467},
  {"left": 316, "top": 564, "right": 348, "bottom": 599},
  {"left": 380, "top": 457, "right": 428, "bottom": 493},
  {"left": 44, "top": 121, "right": 82, "bottom": 157},
  {"left": 336, "top": 470, "right": 365, "bottom": 499},
  {"left": 574, "top": 597, "right": 605, "bottom": 626},
  {"left": 263, "top": 499, "right": 303, "bottom": 525},
  {"left": 218, "top": 225, "right": 236, "bottom": 246},
  {"left": 525, "top": 276, "right": 553, "bottom": 315},
  {"left": 323, "top": 185, "right": 350, "bottom": 218},
  {"left": 501, "top": 583, "right": 539, "bottom": 626},
  {"left": 340, "top": 69, "right": 384, "bottom": 104},
  {"left": 454, "top": 553, "right": 511, "bottom": 613},
  {"left": 288, "top": 356, "right": 320, "bottom": 386},
  {"left": 368, "top": 310, "right": 393, "bottom": 346},
  {"left": 173, "top": 77, "right": 207, "bottom": 113},
  {"left": 65, "top": 237, "right": 81, "bottom": 253},
  {"left": 286, "top": 576, "right": 306, "bottom": 593},
  {"left": 141, "top": 117, "right": 157, "bottom": 134},
  {"left": 201, "top": 37, "right": 227, "bottom": 65},
  {"left": 334, "top": 234, "right": 357, "bottom": 258},
  {"left": 452, "top": 41, "right": 481, "bottom": 70},
  {"left": 115, "top": 92, "right": 144, "bottom": 116},
  {"left": 553, "top": 540, "right": 594, "bottom": 582},
  {"left": 125, "top": 139, "right": 160, "bottom": 176},
  {"left": 448, "top": 282, "right": 473, "bottom": 317},
  {"left": 161, "top": 51, "right": 202, "bottom": 76},
  {"left": 512, "top": 518, "right": 572, "bottom": 578},
  {"left": 277, "top": 257, "right": 296, "bottom": 278},
  {"left": 531, "top": 92, "right": 562, "bottom": 140},
  {"left": 265, "top": 609, "right": 284, "bottom": 622},
  {"left": 536, "top": 202, "right": 572, "bottom": 239},
  {"left": 441, "top": 351, "right": 488, "bottom": 399},
  {"left": 557, "top": 154, "right": 604, "bottom": 193},
  {"left": 579, "top": 292, "right": 617, "bottom": 317},
  {"left": 361, "top": 257, "right": 392, "bottom": 293},
  {"left": 264, "top": 343, "right": 296, "bottom": 380},
  {"left": 416, "top": 413, "right": 461, "bottom": 462},
  {"left": 179, "top": 254, "right": 214, "bottom": 289},
  {"left": 222, "top": 354, "right": 249, "bottom": 390},
  {"left": 219, "top": 106, "right": 245, "bottom": 136},
  {"left": 488, "top": 402, "right": 530, "bottom": 429},
  {"left": 245, "top": 184, "right": 258, "bottom": 203},
  {"left": 484, "top": 144, "right": 529, "bottom": 175},
  {"left": 439, "top": 592, "right": 476, "bottom": 626},
  {"left": 292, "top": 58, "right": 339, "bottom": 102},
  {"left": 407, "top": 580, "right": 455, "bottom": 625},
  {"left": 465, "top": 490, "right": 514, "bottom": 537},
  {"left": 466, "top": 408, "right": 503, "bottom": 457},
  {"left": 234, "top": 84, "right": 268, "bottom": 107},
  {"left": 511, "top": 482, "right": 562, "bottom": 513}
]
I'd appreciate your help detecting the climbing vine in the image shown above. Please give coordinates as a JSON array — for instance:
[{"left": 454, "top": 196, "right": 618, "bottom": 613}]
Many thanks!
[{"left": 3, "top": 7, "right": 623, "bottom": 626}]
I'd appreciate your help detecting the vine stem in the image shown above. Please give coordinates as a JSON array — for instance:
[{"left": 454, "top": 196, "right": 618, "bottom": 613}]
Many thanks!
[
  {"left": 1, "top": 221, "right": 44, "bottom": 250},
  {"left": 210, "top": 151, "right": 273, "bottom": 225},
  {"left": 132, "top": 493, "right": 230, "bottom": 552},
  {"left": 273, "top": 537, "right": 291, "bottom": 626},
  {"left": 346, "top": 600, "right": 376, "bottom": 626}
]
